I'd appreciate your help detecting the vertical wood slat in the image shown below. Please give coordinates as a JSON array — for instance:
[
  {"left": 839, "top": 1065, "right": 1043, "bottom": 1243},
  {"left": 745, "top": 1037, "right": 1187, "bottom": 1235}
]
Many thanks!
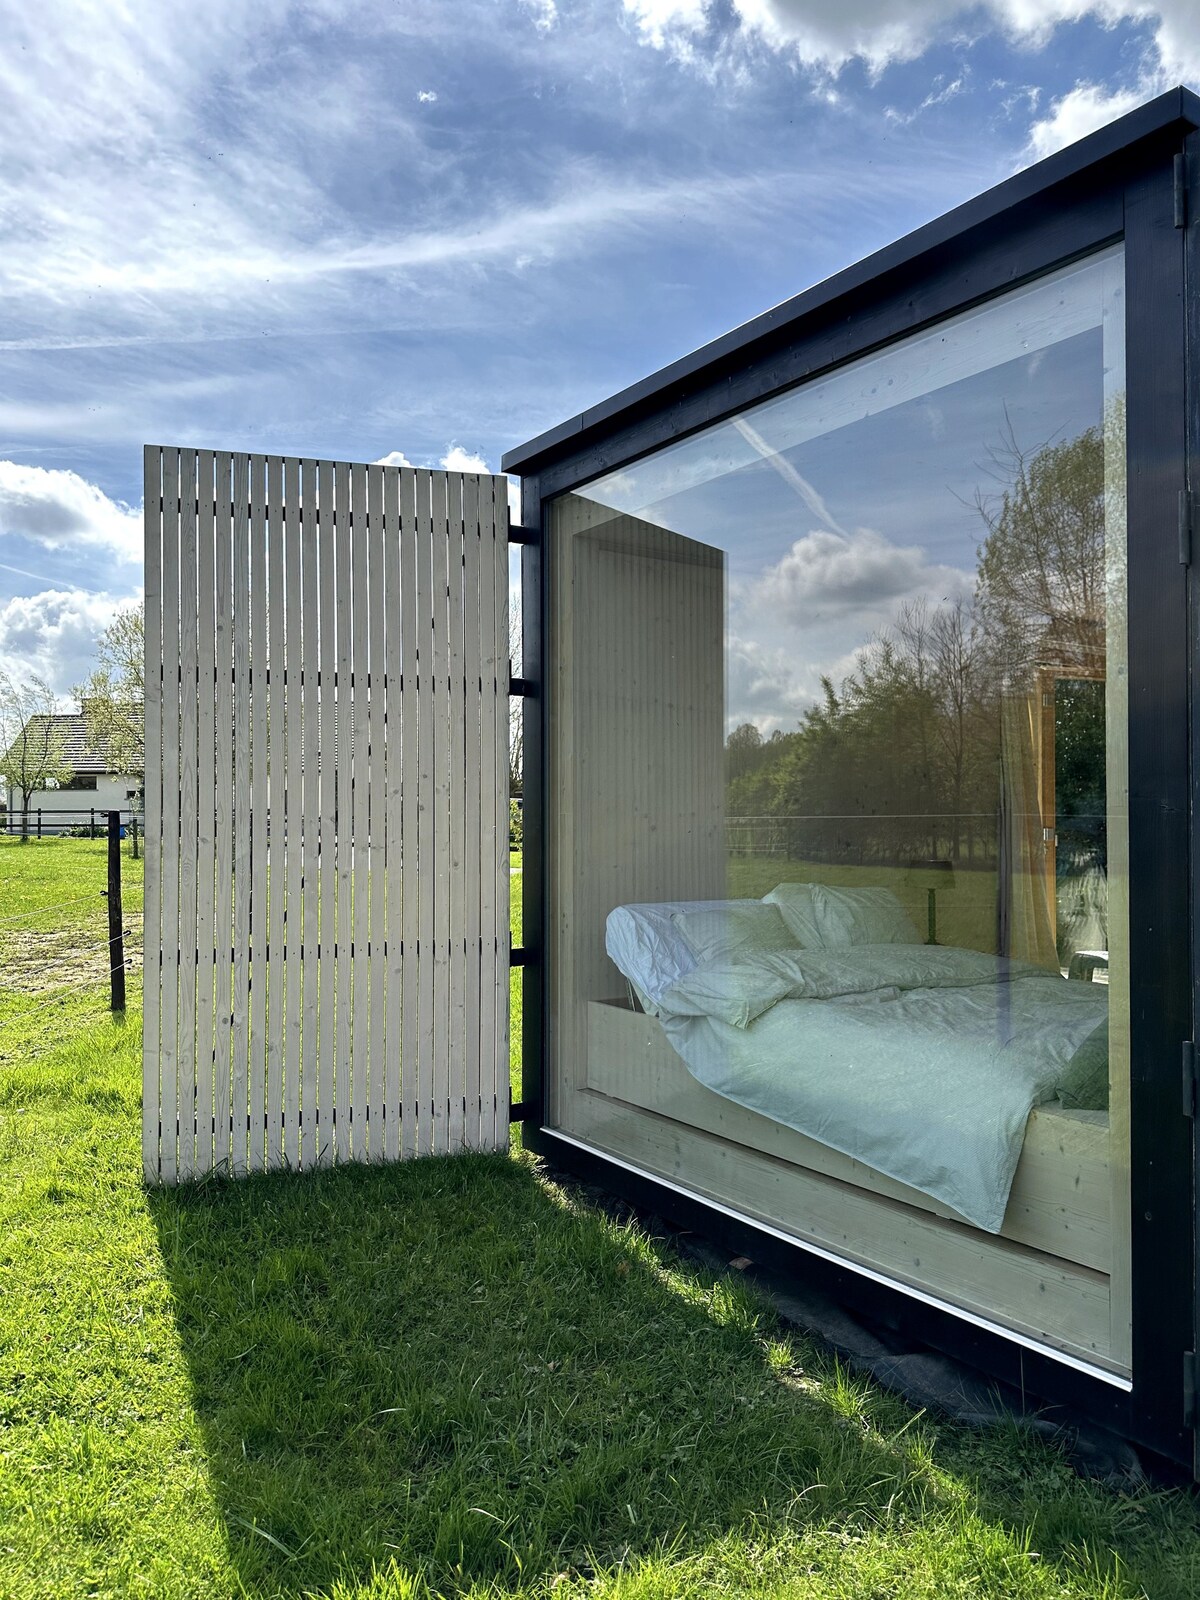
[
  {"left": 462, "top": 475, "right": 483, "bottom": 1149},
  {"left": 351, "top": 462, "right": 371, "bottom": 1158},
  {"left": 248, "top": 455, "right": 269, "bottom": 1173},
  {"left": 415, "top": 469, "right": 436, "bottom": 1156},
  {"left": 195, "top": 452, "right": 217, "bottom": 1177},
  {"left": 447, "top": 477, "right": 468, "bottom": 1150},
  {"left": 491, "top": 475, "right": 511, "bottom": 1142},
  {"left": 265, "top": 458, "right": 287, "bottom": 1168},
  {"left": 317, "top": 460, "right": 338, "bottom": 1164},
  {"left": 176, "top": 450, "right": 200, "bottom": 1180},
  {"left": 212, "top": 453, "right": 236, "bottom": 1172},
  {"left": 231, "top": 454, "right": 253, "bottom": 1176},
  {"left": 334, "top": 460, "right": 354, "bottom": 1162},
  {"left": 367, "top": 465, "right": 388, "bottom": 1160},
  {"left": 301, "top": 459, "right": 321, "bottom": 1169},
  {"left": 399, "top": 468, "right": 421, "bottom": 1161},
  {"left": 283, "top": 457, "right": 305, "bottom": 1167},
  {"left": 429, "top": 472, "right": 451, "bottom": 1152},
  {"left": 382, "top": 467, "right": 404, "bottom": 1163},
  {"left": 159, "top": 447, "right": 181, "bottom": 1185},
  {"left": 144, "top": 449, "right": 510, "bottom": 1181},
  {"left": 142, "top": 447, "right": 163, "bottom": 1182}
]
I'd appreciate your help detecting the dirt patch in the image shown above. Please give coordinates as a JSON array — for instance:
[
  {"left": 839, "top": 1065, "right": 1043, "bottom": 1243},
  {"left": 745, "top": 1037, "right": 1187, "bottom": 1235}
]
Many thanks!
[{"left": 0, "top": 912, "right": 144, "bottom": 996}]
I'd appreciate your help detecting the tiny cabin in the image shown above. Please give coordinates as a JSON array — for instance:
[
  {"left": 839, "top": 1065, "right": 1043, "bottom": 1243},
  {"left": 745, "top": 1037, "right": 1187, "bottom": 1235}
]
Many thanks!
[{"left": 503, "top": 88, "right": 1200, "bottom": 1476}]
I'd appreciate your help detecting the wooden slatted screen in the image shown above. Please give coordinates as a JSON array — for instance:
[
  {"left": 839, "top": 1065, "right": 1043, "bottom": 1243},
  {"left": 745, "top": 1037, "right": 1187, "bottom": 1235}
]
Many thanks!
[{"left": 143, "top": 448, "right": 511, "bottom": 1182}]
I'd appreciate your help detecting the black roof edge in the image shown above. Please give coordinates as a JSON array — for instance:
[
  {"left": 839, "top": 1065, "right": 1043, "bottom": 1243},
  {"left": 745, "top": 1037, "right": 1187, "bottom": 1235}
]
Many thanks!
[{"left": 502, "top": 85, "right": 1200, "bottom": 477}]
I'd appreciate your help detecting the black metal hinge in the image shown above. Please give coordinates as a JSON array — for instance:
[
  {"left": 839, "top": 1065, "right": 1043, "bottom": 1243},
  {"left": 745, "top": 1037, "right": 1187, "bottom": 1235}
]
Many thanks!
[
  {"left": 509, "top": 523, "right": 540, "bottom": 546},
  {"left": 1179, "top": 490, "right": 1198, "bottom": 565},
  {"left": 1183, "top": 1040, "right": 1197, "bottom": 1117},
  {"left": 1185, "top": 1350, "right": 1198, "bottom": 1428},
  {"left": 1175, "top": 152, "right": 1188, "bottom": 229},
  {"left": 509, "top": 675, "right": 538, "bottom": 698}
]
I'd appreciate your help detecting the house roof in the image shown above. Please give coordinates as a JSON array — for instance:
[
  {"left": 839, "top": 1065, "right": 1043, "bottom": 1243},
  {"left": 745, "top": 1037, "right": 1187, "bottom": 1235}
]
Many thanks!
[
  {"left": 501, "top": 85, "right": 1200, "bottom": 480},
  {"left": 10, "top": 711, "right": 137, "bottom": 775}
]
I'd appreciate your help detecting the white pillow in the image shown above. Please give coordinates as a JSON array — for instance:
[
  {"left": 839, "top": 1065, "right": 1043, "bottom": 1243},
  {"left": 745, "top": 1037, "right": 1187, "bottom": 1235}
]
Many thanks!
[
  {"left": 810, "top": 884, "right": 922, "bottom": 948},
  {"left": 672, "top": 903, "right": 797, "bottom": 964},
  {"left": 658, "top": 959, "right": 791, "bottom": 1029},
  {"left": 762, "top": 882, "right": 826, "bottom": 948},
  {"left": 605, "top": 900, "right": 761, "bottom": 1010}
]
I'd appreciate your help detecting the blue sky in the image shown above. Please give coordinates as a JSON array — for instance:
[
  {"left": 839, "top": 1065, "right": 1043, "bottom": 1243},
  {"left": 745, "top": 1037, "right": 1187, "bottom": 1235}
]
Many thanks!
[{"left": 0, "top": 0, "right": 1195, "bottom": 694}]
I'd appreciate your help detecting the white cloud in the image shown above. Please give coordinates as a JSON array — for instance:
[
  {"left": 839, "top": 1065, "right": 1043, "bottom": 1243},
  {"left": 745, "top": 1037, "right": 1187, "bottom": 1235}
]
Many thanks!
[
  {"left": 1025, "top": 80, "right": 1152, "bottom": 159},
  {"left": 521, "top": 0, "right": 559, "bottom": 28},
  {"left": 440, "top": 445, "right": 491, "bottom": 474},
  {"left": 0, "top": 461, "right": 142, "bottom": 564},
  {"left": 750, "top": 527, "right": 972, "bottom": 628},
  {"left": 726, "top": 633, "right": 815, "bottom": 732},
  {"left": 417, "top": 89, "right": 438, "bottom": 102},
  {"left": 0, "top": 588, "right": 133, "bottom": 697},
  {"left": 375, "top": 450, "right": 416, "bottom": 468},
  {"left": 627, "top": 2, "right": 1200, "bottom": 82}
]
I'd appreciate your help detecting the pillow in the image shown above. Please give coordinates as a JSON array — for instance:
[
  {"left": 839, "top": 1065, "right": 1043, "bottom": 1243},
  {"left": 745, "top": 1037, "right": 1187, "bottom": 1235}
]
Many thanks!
[
  {"left": 762, "top": 882, "right": 826, "bottom": 948},
  {"left": 1058, "top": 1018, "right": 1110, "bottom": 1110},
  {"left": 810, "top": 884, "right": 922, "bottom": 948},
  {"left": 672, "top": 903, "right": 798, "bottom": 965},
  {"left": 658, "top": 959, "right": 791, "bottom": 1029},
  {"left": 605, "top": 900, "right": 761, "bottom": 1011}
]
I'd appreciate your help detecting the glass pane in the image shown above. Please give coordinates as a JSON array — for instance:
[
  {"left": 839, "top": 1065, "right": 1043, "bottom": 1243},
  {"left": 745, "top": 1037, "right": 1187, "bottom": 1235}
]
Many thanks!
[{"left": 549, "top": 245, "right": 1128, "bottom": 1371}]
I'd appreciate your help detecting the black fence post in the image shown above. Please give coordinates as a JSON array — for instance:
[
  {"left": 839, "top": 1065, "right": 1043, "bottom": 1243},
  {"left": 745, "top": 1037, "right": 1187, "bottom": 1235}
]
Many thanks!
[
  {"left": 131, "top": 814, "right": 139, "bottom": 860},
  {"left": 37, "top": 808, "right": 42, "bottom": 840},
  {"left": 90, "top": 806, "right": 96, "bottom": 839},
  {"left": 107, "top": 811, "right": 126, "bottom": 1013}
]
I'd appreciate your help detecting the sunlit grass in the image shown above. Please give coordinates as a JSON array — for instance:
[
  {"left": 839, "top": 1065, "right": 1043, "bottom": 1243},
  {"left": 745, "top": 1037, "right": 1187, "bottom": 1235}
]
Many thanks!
[{"left": 2, "top": 843, "right": 1200, "bottom": 1598}]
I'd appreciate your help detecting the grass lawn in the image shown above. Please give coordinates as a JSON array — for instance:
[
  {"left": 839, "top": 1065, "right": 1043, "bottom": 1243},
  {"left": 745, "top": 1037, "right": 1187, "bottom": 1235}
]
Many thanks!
[{"left": 2, "top": 841, "right": 1200, "bottom": 1598}]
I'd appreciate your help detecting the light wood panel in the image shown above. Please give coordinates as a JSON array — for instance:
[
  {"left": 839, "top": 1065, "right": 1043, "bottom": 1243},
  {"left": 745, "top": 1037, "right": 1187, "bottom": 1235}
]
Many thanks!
[
  {"left": 569, "top": 1086, "right": 1115, "bottom": 1369},
  {"left": 144, "top": 448, "right": 511, "bottom": 1181},
  {"left": 587, "top": 1000, "right": 1112, "bottom": 1272}
]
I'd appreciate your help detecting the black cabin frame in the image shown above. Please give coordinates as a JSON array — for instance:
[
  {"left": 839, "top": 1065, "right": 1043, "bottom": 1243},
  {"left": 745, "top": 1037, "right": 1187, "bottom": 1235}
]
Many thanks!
[{"left": 504, "top": 86, "right": 1200, "bottom": 1476}]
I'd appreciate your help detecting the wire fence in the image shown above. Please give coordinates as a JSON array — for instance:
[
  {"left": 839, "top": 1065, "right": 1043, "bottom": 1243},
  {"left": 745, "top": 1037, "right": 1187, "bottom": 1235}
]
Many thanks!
[{"left": 0, "top": 813, "right": 143, "bottom": 1024}]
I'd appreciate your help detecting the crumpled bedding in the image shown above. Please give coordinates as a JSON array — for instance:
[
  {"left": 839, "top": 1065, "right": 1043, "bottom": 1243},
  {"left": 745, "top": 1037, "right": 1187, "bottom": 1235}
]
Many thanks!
[{"left": 647, "top": 943, "right": 1108, "bottom": 1232}]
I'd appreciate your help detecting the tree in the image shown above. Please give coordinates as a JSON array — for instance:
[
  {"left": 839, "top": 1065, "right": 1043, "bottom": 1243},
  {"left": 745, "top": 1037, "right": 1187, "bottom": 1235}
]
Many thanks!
[
  {"left": 78, "top": 602, "right": 145, "bottom": 781},
  {"left": 0, "top": 674, "right": 73, "bottom": 841},
  {"left": 509, "top": 598, "right": 523, "bottom": 799}
]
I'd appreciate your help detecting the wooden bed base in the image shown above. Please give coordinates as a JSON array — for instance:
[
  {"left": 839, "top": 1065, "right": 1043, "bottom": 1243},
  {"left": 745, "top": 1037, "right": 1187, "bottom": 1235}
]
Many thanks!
[{"left": 577, "top": 999, "right": 1118, "bottom": 1370}]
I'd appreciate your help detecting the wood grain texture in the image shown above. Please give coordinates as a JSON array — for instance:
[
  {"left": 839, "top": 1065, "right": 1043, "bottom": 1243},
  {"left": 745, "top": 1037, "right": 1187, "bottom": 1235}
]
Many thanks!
[{"left": 145, "top": 449, "right": 511, "bottom": 1180}]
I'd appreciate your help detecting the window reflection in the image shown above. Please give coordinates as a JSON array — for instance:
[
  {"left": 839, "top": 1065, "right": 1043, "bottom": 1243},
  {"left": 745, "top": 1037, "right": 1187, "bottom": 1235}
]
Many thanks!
[{"left": 551, "top": 246, "right": 1129, "bottom": 1369}]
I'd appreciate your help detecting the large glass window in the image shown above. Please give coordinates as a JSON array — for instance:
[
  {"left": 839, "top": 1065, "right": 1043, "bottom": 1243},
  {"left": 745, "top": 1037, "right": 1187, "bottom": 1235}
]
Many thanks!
[{"left": 549, "top": 246, "right": 1129, "bottom": 1372}]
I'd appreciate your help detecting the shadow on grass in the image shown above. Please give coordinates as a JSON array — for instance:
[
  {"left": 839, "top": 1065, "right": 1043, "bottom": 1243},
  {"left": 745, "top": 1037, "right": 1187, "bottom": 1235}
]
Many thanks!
[{"left": 150, "top": 1152, "right": 1199, "bottom": 1598}]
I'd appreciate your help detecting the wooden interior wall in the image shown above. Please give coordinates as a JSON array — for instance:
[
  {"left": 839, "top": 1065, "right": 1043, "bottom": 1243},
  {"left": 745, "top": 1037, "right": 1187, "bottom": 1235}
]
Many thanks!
[
  {"left": 143, "top": 447, "right": 511, "bottom": 1183},
  {"left": 549, "top": 493, "right": 725, "bottom": 1105}
]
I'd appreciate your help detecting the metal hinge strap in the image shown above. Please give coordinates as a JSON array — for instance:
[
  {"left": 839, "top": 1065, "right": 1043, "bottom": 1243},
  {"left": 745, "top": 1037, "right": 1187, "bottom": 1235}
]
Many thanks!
[
  {"left": 1180, "top": 490, "right": 1197, "bottom": 565},
  {"left": 1183, "top": 1041, "right": 1196, "bottom": 1117},
  {"left": 509, "top": 523, "right": 540, "bottom": 546},
  {"left": 1175, "top": 152, "right": 1188, "bottom": 229}
]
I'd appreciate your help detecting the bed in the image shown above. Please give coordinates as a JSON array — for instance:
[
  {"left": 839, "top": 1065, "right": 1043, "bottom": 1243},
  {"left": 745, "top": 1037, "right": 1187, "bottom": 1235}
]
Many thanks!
[{"left": 599, "top": 885, "right": 1111, "bottom": 1245}]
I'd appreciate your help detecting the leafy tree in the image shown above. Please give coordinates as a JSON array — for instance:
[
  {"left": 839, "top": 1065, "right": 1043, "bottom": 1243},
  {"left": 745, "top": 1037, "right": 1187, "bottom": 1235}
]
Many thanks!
[
  {"left": 78, "top": 602, "right": 144, "bottom": 781},
  {"left": 0, "top": 674, "right": 73, "bottom": 842}
]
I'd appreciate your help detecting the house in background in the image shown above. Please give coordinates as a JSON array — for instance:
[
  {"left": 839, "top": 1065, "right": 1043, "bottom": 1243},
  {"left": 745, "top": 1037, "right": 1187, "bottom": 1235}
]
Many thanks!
[{"left": 2, "top": 706, "right": 142, "bottom": 834}]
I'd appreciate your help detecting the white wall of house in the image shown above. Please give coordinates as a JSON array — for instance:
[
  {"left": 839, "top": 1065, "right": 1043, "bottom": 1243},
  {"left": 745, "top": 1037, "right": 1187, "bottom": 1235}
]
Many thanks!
[{"left": 4, "top": 773, "right": 141, "bottom": 833}]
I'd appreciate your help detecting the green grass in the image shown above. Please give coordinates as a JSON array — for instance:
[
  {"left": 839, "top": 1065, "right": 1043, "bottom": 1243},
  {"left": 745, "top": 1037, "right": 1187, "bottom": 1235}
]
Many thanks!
[{"left": 3, "top": 841, "right": 1200, "bottom": 1599}]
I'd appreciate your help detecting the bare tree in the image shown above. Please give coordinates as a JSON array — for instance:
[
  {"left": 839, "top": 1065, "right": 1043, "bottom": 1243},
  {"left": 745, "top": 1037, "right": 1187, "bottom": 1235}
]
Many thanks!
[
  {"left": 0, "top": 674, "right": 73, "bottom": 842},
  {"left": 77, "top": 602, "right": 145, "bottom": 782}
]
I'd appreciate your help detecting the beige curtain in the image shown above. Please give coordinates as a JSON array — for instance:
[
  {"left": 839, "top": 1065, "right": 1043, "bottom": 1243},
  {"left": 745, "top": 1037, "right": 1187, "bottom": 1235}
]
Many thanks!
[{"left": 997, "top": 690, "right": 1059, "bottom": 969}]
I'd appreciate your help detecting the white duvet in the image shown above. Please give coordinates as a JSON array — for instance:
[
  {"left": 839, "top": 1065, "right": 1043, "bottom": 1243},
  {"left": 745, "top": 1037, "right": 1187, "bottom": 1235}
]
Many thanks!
[{"left": 651, "top": 944, "right": 1108, "bottom": 1233}]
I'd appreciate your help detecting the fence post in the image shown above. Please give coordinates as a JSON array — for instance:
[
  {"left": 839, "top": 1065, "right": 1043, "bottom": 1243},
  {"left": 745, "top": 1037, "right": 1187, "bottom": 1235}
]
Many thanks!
[
  {"left": 37, "top": 808, "right": 42, "bottom": 840},
  {"left": 107, "top": 811, "right": 126, "bottom": 1013},
  {"left": 90, "top": 807, "right": 96, "bottom": 839},
  {"left": 131, "top": 814, "right": 139, "bottom": 860}
]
